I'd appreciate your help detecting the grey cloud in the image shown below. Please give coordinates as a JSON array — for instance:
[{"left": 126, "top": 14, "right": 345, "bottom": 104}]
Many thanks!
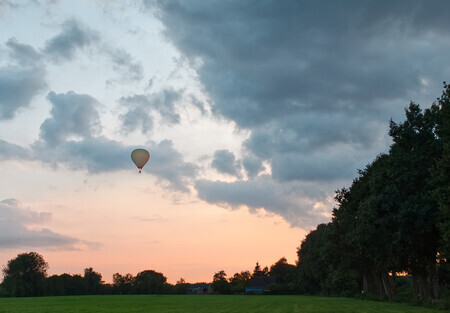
[
  {"left": 6, "top": 37, "right": 42, "bottom": 66},
  {"left": 0, "top": 199, "right": 98, "bottom": 250},
  {"left": 0, "top": 38, "right": 44, "bottom": 120},
  {"left": 0, "top": 0, "right": 16, "bottom": 15},
  {"left": 44, "top": 19, "right": 98, "bottom": 62},
  {"left": 0, "top": 65, "right": 46, "bottom": 120},
  {"left": 146, "top": 0, "right": 450, "bottom": 226},
  {"left": 271, "top": 148, "right": 366, "bottom": 182},
  {"left": 33, "top": 135, "right": 196, "bottom": 192},
  {"left": 242, "top": 155, "right": 264, "bottom": 179},
  {"left": 211, "top": 150, "right": 242, "bottom": 178},
  {"left": 40, "top": 91, "right": 102, "bottom": 146},
  {"left": 0, "top": 139, "right": 31, "bottom": 160},
  {"left": 189, "top": 95, "right": 207, "bottom": 114},
  {"left": 108, "top": 48, "right": 144, "bottom": 82},
  {"left": 154, "top": 0, "right": 450, "bottom": 127},
  {"left": 153, "top": 0, "right": 450, "bottom": 187},
  {"left": 195, "top": 175, "right": 330, "bottom": 229},
  {"left": 119, "top": 88, "right": 182, "bottom": 134},
  {"left": 120, "top": 103, "right": 154, "bottom": 134},
  {"left": 44, "top": 18, "right": 143, "bottom": 81},
  {"left": 34, "top": 136, "right": 130, "bottom": 173},
  {"left": 244, "top": 113, "right": 383, "bottom": 158},
  {"left": 148, "top": 139, "right": 198, "bottom": 193}
]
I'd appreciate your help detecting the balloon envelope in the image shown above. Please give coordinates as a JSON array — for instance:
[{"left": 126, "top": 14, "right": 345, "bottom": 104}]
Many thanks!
[{"left": 131, "top": 149, "right": 150, "bottom": 173}]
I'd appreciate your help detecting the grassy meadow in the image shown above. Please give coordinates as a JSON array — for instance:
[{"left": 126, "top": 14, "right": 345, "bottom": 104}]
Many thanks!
[{"left": 0, "top": 295, "right": 441, "bottom": 313}]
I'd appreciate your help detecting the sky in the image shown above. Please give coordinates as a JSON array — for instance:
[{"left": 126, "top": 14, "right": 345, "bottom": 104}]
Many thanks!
[{"left": 1, "top": 0, "right": 449, "bottom": 284}]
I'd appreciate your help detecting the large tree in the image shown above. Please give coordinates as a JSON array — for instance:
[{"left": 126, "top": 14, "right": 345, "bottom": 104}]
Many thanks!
[
  {"left": 431, "top": 82, "right": 450, "bottom": 260},
  {"left": 133, "top": 270, "right": 167, "bottom": 294},
  {"left": 229, "top": 271, "right": 251, "bottom": 293},
  {"left": 211, "top": 270, "right": 231, "bottom": 294},
  {"left": 84, "top": 267, "right": 103, "bottom": 295},
  {"left": 2, "top": 252, "right": 48, "bottom": 297}
]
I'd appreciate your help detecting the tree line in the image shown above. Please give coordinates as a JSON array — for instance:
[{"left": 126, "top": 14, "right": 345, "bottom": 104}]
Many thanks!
[
  {"left": 1, "top": 84, "right": 449, "bottom": 307},
  {"left": 0, "top": 251, "right": 295, "bottom": 297},
  {"left": 0, "top": 251, "right": 187, "bottom": 297},
  {"left": 295, "top": 82, "right": 450, "bottom": 306}
]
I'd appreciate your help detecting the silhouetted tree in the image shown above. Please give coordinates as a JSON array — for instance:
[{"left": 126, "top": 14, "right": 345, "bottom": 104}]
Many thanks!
[
  {"left": 431, "top": 82, "right": 450, "bottom": 260},
  {"left": 270, "top": 257, "right": 296, "bottom": 285},
  {"left": 112, "top": 273, "right": 134, "bottom": 294},
  {"left": 211, "top": 270, "right": 231, "bottom": 294},
  {"left": 133, "top": 270, "right": 167, "bottom": 294},
  {"left": 84, "top": 267, "right": 103, "bottom": 295},
  {"left": 252, "top": 262, "right": 269, "bottom": 277},
  {"left": 173, "top": 278, "right": 191, "bottom": 294},
  {"left": 229, "top": 271, "right": 251, "bottom": 293},
  {"left": 2, "top": 252, "right": 48, "bottom": 297}
]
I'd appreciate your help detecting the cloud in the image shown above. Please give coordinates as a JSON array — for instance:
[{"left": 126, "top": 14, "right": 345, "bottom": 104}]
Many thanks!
[
  {"left": 6, "top": 37, "right": 43, "bottom": 66},
  {"left": 0, "top": 199, "right": 98, "bottom": 250},
  {"left": 44, "top": 19, "right": 98, "bottom": 62},
  {"left": 242, "top": 155, "right": 264, "bottom": 179},
  {"left": 119, "top": 88, "right": 182, "bottom": 134},
  {"left": 147, "top": 139, "right": 199, "bottom": 193},
  {"left": 0, "top": 66, "right": 46, "bottom": 120},
  {"left": 34, "top": 137, "right": 197, "bottom": 192},
  {"left": 153, "top": 0, "right": 450, "bottom": 126},
  {"left": 211, "top": 150, "right": 242, "bottom": 178},
  {"left": 107, "top": 48, "right": 144, "bottom": 82},
  {"left": 0, "top": 37, "right": 46, "bottom": 120},
  {"left": 34, "top": 136, "right": 130, "bottom": 173},
  {"left": 39, "top": 91, "right": 102, "bottom": 146},
  {"left": 148, "top": 0, "right": 450, "bottom": 225},
  {"left": 0, "top": 1, "right": 17, "bottom": 16},
  {"left": 195, "top": 175, "right": 331, "bottom": 229},
  {"left": 153, "top": 0, "right": 450, "bottom": 153},
  {"left": 0, "top": 38, "right": 46, "bottom": 120},
  {"left": 0, "top": 139, "right": 31, "bottom": 160}
]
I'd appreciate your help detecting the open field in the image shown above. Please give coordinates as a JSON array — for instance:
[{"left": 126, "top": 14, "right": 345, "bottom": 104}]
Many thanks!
[{"left": 0, "top": 295, "right": 441, "bottom": 313}]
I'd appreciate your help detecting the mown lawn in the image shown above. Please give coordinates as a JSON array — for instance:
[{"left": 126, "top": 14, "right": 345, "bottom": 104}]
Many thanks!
[{"left": 0, "top": 295, "right": 441, "bottom": 313}]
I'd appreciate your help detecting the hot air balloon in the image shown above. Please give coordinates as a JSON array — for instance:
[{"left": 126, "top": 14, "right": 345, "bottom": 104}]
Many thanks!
[{"left": 131, "top": 148, "right": 150, "bottom": 173}]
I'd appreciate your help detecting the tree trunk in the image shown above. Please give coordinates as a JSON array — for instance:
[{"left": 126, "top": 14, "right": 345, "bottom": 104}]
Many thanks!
[
  {"left": 412, "top": 274, "right": 419, "bottom": 301},
  {"left": 362, "top": 273, "right": 368, "bottom": 293},
  {"left": 380, "top": 272, "right": 394, "bottom": 301},
  {"left": 430, "top": 262, "right": 439, "bottom": 299},
  {"left": 375, "top": 274, "right": 385, "bottom": 300}
]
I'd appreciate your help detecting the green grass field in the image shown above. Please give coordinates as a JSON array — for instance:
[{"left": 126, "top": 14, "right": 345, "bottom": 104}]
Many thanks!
[{"left": 0, "top": 295, "right": 441, "bottom": 313}]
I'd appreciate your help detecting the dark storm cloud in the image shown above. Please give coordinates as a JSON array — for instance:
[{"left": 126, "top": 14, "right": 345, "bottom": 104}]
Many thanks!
[
  {"left": 119, "top": 88, "right": 182, "bottom": 134},
  {"left": 0, "top": 199, "right": 97, "bottom": 250},
  {"left": 211, "top": 150, "right": 242, "bottom": 178},
  {"left": 39, "top": 91, "right": 101, "bottom": 146},
  {"left": 150, "top": 0, "right": 450, "bottom": 226},
  {"left": 44, "top": 19, "right": 98, "bottom": 61},
  {"left": 195, "top": 176, "right": 330, "bottom": 228},
  {"left": 153, "top": 0, "right": 450, "bottom": 127}
]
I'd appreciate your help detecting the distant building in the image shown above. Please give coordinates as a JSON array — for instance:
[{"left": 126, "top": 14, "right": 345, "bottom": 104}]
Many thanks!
[
  {"left": 188, "top": 283, "right": 211, "bottom": 294},
  {"left": 245, "top": 276, "right": 276, "bottom": 294}
]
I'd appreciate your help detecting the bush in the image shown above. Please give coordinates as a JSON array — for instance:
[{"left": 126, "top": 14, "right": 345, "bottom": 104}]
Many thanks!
[{"left": 340, "top": 290, "right": 354, "bottom": 298}]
